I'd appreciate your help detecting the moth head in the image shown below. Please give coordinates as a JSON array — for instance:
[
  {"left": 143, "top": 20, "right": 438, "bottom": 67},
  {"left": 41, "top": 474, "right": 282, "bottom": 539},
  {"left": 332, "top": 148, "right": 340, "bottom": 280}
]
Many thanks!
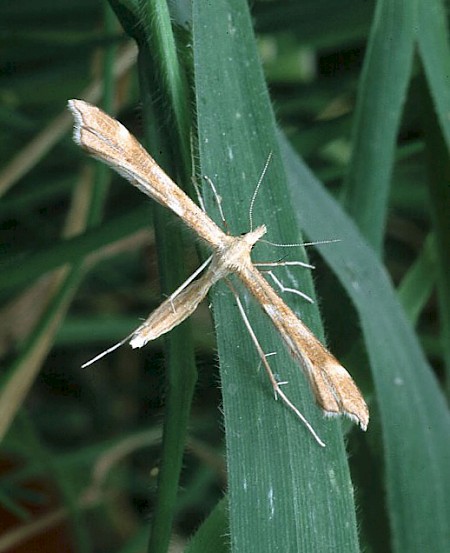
[{"left": 243, "top": 224, "right": 267, "bottom": 249}]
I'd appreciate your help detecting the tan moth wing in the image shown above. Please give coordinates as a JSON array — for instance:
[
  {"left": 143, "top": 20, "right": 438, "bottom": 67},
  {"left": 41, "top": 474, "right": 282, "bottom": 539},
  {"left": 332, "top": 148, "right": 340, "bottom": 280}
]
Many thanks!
[
  {"left": 238, "top": 264, "right": 369, "bottom": 430},
  {"left": 68, "top": 99, "right": 225, "bottom": 247}
]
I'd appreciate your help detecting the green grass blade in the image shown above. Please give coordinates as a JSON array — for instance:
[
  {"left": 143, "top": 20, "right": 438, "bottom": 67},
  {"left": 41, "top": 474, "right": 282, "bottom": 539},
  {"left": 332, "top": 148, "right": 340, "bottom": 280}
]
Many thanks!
[
  {"left": 193, "top": 1, "right": 362, "bottom": 551},
  {"left": 422, "top": 98, "right": 450, "bottom": 396},
  {"left": 417, "top": 0, "right": 450, "bottom": 148},
  {"left": 417, "top": 0, "right": 450, "bottom": 387},
  {"left": 253, "top": 0, "right": 375, "bottom": 48},
  {"left": 397, "top": 233, "right": 436, "bottom": 325},
  {"left": 108, "top": 3, "right": 198, "bottom": 553},
  {"left": 281, "top": 135, "right": 450, "bottom": 553},
  {"left": 342, "top": 0, "right": 416, "bottom": 251},
  {"left": 137, "top": 0, "right": 191, "bottom": 167}
]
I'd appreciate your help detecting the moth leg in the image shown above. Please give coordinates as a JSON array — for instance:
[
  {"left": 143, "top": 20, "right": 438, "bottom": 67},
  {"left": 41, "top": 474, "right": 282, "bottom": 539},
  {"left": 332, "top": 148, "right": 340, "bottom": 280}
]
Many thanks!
[
  {"left": 166, "top": 255, "right": 213, "bottom": 313},
  {"left": 254, "top": 260, "right": 314, "bottom": 302},
  {"left": 226, "top": 280, "right": 325, "bottom": 447},
  {"left": 202, "top": 175, "right": 228, "bottom": 230},
  {"left": 254, "top": 260, "right": 314, "bottom": 269},
  {"left": 263, "top": 271, "right": 314, "bottom": 304}
]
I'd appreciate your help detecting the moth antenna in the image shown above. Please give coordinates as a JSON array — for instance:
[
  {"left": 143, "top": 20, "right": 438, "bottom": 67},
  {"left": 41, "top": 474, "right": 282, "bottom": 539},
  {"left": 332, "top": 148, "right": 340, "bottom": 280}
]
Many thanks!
[
  {"left": 262, "top": 238, "right": 341, "bottom": 248},
  {"left": 249, "top": 152, "right": 273, "bottom": 231}
]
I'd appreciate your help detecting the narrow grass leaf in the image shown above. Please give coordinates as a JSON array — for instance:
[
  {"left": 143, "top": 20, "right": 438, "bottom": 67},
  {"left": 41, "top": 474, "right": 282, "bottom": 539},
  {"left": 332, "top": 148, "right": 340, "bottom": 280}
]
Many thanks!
[
  {"left": 342, "top": 0, "right": 416, "bottom": 251},
  {"left": 397, "top": 234, "right": 437, "bottom": 326},
  {"left": 417, "top": 0, "right": 450, "bottom": 148}
]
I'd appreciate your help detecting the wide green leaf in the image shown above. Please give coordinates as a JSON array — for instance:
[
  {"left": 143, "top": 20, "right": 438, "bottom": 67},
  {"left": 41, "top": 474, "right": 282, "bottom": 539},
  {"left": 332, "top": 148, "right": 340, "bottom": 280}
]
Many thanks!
[
  {"left": 193, "top": 1, "right": 363, "bottom": 551},
  {"left": 281, "top": 135, "right": 450, "bottom": 553}
]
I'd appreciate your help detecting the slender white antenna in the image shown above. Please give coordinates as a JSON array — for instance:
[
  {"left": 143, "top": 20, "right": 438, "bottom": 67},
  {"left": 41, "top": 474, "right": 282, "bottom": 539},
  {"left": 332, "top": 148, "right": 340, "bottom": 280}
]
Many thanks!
[
  {"left": 249, "top": 152, "right": 273, "bottom": 231},
  {"left": 261, "top": 238, "right": 341, "bottom": 248}
]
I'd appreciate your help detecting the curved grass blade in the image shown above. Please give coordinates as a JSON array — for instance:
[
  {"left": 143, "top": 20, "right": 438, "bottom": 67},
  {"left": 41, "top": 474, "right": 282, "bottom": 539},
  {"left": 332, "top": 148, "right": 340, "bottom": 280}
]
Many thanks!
[{"left": 281, "top": 135, "right": 450, "bottom": 553}]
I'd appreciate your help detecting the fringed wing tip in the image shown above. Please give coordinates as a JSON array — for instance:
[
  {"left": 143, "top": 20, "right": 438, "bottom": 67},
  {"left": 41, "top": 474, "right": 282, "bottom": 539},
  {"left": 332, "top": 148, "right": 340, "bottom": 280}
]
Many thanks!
[
  {"left": 324, "top": 408, "right": 369, "bottom": 431},
  {"left": 67, "top": 99, "right": 85, "bottom": 147}
]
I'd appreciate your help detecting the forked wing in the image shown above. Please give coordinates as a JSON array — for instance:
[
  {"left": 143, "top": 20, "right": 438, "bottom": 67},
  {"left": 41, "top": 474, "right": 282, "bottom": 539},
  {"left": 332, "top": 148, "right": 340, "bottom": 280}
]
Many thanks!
[
  {"left": 68, "top": 99, "right": 225, "bottom": 248},
  {"left": 130, "top": 265, "right": 218, "bottom": 348},
  {"left": 238, "top": 265, "right": 369, "bottom": 430},
  {"left": 82, "top": 262, "right": 218, "bottom": 368}
]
